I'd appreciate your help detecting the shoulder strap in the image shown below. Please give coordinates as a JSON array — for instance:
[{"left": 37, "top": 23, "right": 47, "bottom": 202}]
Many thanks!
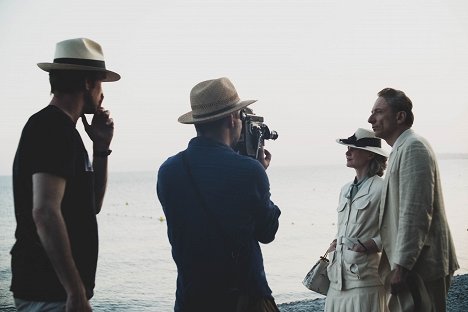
[{"left": 181, "top": 151, "right": 241, "bottom": 253}]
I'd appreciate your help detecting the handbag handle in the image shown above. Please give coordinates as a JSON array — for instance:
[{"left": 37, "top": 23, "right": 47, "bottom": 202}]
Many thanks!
[{"left": 321, "top": 250, "right": 329, "bottom": 262}]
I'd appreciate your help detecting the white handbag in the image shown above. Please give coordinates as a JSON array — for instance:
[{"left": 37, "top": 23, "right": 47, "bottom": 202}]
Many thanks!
[{"left": 302, "top": 250, "right": 330, "bottom": 296}]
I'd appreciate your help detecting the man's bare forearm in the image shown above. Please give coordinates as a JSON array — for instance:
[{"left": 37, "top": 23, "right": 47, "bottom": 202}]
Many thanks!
[
  {"left": 93, "top": 155, "right": 108, "bottom": 214},
  {"left": 32, "top": 173, "right": 87, "bottom": 303},
  {"left": 33, "top": 205, "right": 86, "bottom": 298}
]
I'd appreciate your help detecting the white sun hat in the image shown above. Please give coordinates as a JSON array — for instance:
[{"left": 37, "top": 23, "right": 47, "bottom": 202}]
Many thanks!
[
  {"left": 37, "top": 38, "right": 120, "bottom": 82},
  {"left": 336, "top": 128, "right": 388, "bottom": 157}
]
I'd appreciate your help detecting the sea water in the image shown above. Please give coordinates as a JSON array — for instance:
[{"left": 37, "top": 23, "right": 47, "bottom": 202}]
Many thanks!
[{"left": 1, "top": 159, "right": 467, "bottom": 311}]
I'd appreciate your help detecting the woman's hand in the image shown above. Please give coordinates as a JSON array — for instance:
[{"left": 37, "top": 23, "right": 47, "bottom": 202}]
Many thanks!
[
  {"left": 327, "top": 239, "right": 337, "bottom": 253},
  {"left": 349, "top": 239, "right": 378, "bottom": 253}
]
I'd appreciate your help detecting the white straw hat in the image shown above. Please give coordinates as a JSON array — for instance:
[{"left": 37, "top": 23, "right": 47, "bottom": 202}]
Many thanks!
[
  {"left": 37, "top": 38, "right": 120, "bottom": 82},
  {"left": 336, "top": 128, "right": 388, "bottom": 157},
  {"left": 178, "top": 77, "right": 256, "bottom": 124}
]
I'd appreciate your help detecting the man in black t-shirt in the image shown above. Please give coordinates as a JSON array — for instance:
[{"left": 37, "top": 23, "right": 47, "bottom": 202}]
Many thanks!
[{"left": 11, "top": 38, "right": 120, "bottom": 312}]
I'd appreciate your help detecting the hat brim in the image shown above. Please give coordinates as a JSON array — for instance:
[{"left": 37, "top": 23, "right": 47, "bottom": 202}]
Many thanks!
[
  {"left": 178, "top": 99, "right": 257, "bottom": 124},
  {"left": 37, "top": 63, "right": 120, "bottom": 82},
  {"left": 336, "top": 139, "right": 389, "bottom": 157}
]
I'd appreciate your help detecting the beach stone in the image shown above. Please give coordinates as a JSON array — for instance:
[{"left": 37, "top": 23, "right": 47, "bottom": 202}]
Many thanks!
[{"left": 278, "top": 274, "right": 468, "bottom": 312}]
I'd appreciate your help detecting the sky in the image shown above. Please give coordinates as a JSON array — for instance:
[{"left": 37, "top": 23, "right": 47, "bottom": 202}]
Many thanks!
[{"left": 1, "top": 0, "right": 467, "bottom": 175}]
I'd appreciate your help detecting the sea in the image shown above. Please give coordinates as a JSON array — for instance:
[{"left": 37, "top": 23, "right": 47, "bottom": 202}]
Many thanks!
[{"left": 1, "top": 159, "right": 467, "bottom": 311}]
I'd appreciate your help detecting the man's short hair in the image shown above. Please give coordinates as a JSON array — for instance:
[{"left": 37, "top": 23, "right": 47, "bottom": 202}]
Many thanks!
[
  {"left": 49, "top": 70, "right": 106, "bottom": 94},
  {"left": 194, "top": 115, "right": 230, "bottom": 135},
  {"left": 377, "top": 88, "right": 414, "bottom": 127}
]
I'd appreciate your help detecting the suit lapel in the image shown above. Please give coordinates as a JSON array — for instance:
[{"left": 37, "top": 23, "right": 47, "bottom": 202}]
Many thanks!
[{"left": 379, "top": 162, "right": 391, "bottom": 227}]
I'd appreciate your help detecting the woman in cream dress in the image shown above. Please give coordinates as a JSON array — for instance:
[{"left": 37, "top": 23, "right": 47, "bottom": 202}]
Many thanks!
[{"left": 325, "top": 128, "right": 388, "bottom": 312}]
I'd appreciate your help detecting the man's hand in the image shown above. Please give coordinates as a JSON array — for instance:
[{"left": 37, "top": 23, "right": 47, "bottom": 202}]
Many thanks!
[
  {"left": 66, "top": 289, "right": 92, "bottom": 312},
  {"left": 258, "top": 147, "right": 272, "bottom": 169},
  {"left": 81, "top": 107, "right": 114, "bottom": 150},
  {"left": 390, "top": 264, "right": 410, "bottom": 295}
]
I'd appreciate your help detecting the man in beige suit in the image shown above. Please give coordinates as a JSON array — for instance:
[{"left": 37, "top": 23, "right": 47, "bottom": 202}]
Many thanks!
[{"left": 368, "top": 88, "right": 459, "bottom": 311}]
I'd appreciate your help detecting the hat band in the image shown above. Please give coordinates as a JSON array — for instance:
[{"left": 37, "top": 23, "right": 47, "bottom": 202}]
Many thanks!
[
  {"left": 192, "top": 98, "right": 240, "bottom": 119},
  {"left": 340, "top": 134, "right": 381, "bottom": 148},
  {"left": 54, "top": 58, "right": 107, "bottom": 69}
]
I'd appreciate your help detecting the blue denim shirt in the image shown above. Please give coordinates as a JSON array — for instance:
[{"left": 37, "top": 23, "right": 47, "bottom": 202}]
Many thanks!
[{"left": 157, "top": 136, "right": 281, "bottom": 310}]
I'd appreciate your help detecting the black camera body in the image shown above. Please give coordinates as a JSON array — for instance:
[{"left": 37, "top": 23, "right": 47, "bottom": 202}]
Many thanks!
[{"left": 235, "top": 108, "right": 278, "bottom": 159}]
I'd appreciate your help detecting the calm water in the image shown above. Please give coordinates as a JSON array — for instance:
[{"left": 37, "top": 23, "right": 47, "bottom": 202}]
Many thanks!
[{"left": 1, "top": 160, "right": 467, "bottom": 311}]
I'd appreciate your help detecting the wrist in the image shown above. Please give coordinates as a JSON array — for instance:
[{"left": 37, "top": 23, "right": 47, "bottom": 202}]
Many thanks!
[
  {"left": 396, "top": 264, "right": 408, "bottom": 271},
  {"left": 93, "top": 149, "right": 112, "bottom": 157},
  {"left": 93, "top": 142, "right": 110, "bottom": 150}
]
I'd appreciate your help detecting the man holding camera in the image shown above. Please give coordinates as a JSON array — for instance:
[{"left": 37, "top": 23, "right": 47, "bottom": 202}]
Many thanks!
[{"left": 157, "top": 77, "right": 281, "bottom": 312}]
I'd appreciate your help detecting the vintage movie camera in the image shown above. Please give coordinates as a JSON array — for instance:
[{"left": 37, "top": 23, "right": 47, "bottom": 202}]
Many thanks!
[{"left": 235, "top": 107, "right": 278, "bottom": 159}]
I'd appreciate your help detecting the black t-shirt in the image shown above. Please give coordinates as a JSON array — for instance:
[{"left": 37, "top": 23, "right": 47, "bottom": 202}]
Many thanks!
[{"left": 11, "top": 105, "right": 98, "bottom": 301}]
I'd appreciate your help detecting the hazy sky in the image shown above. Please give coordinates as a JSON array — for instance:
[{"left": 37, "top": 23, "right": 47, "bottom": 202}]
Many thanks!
[{"left": 1, "top": 0, "right": 467, "bottom": 175}]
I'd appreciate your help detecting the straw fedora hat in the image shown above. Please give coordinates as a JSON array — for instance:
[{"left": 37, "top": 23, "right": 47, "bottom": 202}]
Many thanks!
[
  {"left": 336, "top": 128, "right": 388, "bottom": 157},
  {"left": 37, "top": 38, "right": 120, "bottom": 82},
  {"left": 178, "top": 77, "right": 256, "bottom": 124}
]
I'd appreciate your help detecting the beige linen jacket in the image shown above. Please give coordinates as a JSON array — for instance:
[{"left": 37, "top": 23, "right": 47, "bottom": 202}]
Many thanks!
[
  {"left": 328, "top": 175, "right": 384, "bottom": 291},
  {"left": 378, "top": 129, "right": 459, "bottom": 281}
]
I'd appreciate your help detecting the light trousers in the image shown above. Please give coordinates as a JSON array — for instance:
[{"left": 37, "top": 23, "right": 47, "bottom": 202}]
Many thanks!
[{"left": 15, "top": 298, "right": 66, "bottom": 312}]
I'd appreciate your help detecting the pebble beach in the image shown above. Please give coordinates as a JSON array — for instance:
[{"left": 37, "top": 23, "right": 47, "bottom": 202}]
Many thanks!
[{"left": 278, "top": 274, "right": 468, "bottom": 312}]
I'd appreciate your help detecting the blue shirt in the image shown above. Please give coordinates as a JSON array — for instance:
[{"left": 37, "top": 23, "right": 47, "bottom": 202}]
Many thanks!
[{"left": 157, "top": 137, "right": 281, "bottom": 311}]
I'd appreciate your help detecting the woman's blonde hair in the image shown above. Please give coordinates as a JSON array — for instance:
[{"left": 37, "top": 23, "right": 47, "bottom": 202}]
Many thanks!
[{"left": 368, "top": 154, "right": 387, "bottom": 177}]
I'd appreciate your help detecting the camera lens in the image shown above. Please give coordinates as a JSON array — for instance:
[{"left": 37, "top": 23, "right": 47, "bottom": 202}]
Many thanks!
[{"left": 269, "top": 130, "right": 278, "bottom": 140}]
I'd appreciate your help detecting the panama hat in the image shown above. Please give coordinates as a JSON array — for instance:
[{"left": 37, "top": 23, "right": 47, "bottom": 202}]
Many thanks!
[
  {"left": 178, "top": 77, "right": 256, "bottom": 124},
  {"left": 336, "top": 128, "right": 388, "bottom": 157},
  {"left": 37, "top": 38, "right": 120, "bottom": 82}
]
